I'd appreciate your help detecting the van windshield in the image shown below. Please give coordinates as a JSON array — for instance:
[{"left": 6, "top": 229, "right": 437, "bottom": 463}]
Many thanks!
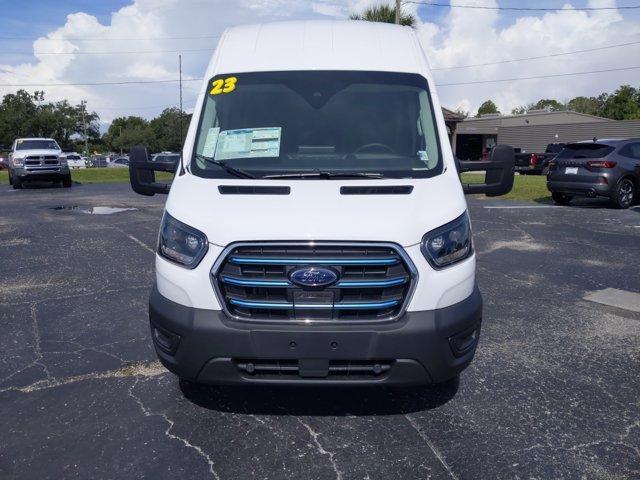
[{"left": 191, "top": 71, "right": 442, "bottom": 179}]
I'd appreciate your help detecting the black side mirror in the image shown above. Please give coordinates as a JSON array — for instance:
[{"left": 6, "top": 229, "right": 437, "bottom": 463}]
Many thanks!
[
  {"left": 129, "top": 145, "right": 175, "bottom": 196},
  {"left": 458, "top": 144, "right": 515, "bottom": 197}
]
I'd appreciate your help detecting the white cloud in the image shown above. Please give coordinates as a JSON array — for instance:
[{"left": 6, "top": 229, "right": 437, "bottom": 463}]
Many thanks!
[
  {"left": 1, "top": 0, "right": 638, "bottom": 124},
  {"left": 419, "top": 0, "right": 640, "bottom": 115}
]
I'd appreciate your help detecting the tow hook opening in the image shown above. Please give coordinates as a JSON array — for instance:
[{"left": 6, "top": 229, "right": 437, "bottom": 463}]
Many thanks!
[
  {"left": 152, "top": 323, "right": 181, "bottom": 355},
  {"left": 449, "top": 323, "right": 480, "bottom": 358}
]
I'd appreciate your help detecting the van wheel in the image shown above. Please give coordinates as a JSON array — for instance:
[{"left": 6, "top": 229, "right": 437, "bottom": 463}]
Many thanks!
[
  {"left": 8, "top": 171, "right": 13, "bottom": 185},
  {"left": 611, "top": 178, "right": 634, "bottom": 209},
  {"left": 62, "top": 174, "right": 72, "bottom": 188},
  {"left": 12, "top": 176, "right": 22, "bottom": 189},
  {"left": 552, "top": 192, "right": 572, "bottom": 205},
  {"left": 541, "top": 166, "right": 550, "bottom": 176}
]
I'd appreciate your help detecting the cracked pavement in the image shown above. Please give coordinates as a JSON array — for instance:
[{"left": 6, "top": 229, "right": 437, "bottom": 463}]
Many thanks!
[{"left": 0, "top": 182, "right": 639, "bottom": 479}]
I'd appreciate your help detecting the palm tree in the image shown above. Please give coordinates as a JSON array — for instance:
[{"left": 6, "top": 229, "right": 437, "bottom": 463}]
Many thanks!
[{"left": 349, "top": 4, "right": 417, "bottom": 28}]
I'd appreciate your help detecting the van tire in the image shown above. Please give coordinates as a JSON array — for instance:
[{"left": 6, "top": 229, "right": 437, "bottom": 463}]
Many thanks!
[
  {"left": 12, "top": 176, "right": 22, "bottom": 189},
  {"left": 8, "top": 171, "right": 13, "bottom": 185},
  {"left": 62, "top": 174, "right": 72, "bottom": 188},
  {"left": 610, "top": 177, "right": 634, "bottom": 209},
  {"left": 552, "top": 192, "right": 572, "bottom": 205}
]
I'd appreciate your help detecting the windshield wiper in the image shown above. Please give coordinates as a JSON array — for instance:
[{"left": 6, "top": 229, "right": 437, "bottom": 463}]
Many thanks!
[
  {"left": 263, "top": 170, "right": 384, "bottom": 179},
  {"left": 193, "top": 154, "right": 256, "bottom": 179}
]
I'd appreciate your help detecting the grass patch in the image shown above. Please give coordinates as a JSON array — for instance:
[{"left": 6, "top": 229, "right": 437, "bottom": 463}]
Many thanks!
[
  {"left": 0, "top": 168, "right": 173, "bottom": 185},
  {"left": 461, "top": 173, "right": 551, "bottom": 203}
]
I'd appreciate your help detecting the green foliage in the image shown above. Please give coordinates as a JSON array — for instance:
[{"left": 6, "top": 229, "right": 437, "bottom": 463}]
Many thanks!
[
  {"left": 476, "top": 100, "right": 500, "bottom": 117},
  {"left": 600, "top": 85, "right": 640, "bottom": 120},
  {"left": 349, "top": 4, "right": 417, "bottom": 27},
  {"left": 103, "top": 108, "right": 189, "bottom": 154},
  {"left": 0, "top": 90, "right": 99, "bottom": 151},
  {"left": 511, "top": 86, "right": 640, "bottom": 120}
]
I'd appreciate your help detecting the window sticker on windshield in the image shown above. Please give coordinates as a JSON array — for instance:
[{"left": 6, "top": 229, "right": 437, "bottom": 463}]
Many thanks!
[
  {"left": 417, "top": 150, "right": 429, "bottom": 163},
  {"left": 210, "top": 77, "right": 237, "bottom": 95},
  {"left": 202, "top": 127, "right": 220, "bottom": 157},
  {"left": 215, "top": 127, "right": 281, "bottom": 160}
]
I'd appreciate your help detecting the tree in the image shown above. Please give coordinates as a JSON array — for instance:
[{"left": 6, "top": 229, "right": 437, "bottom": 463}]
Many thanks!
[
  {"left": 149, "top": 107, "right": 190, "bottom": 152},
  {"left": 566, "top": 95, "right": 605, "bottom": 116},
  {"left": 0, "top": 90, "right": 99, "bottom": 151},
  {"left": 349, "top": 4, "right": 417, "bottom": 27},
  {"left": 475, "top": 100, "right": 500, "bottom": 117},
  {"left": 530, "top": 99, "right": 565, "bottom": 112},
  {"left": 104, "top": 116, "right": 154, "bottom": 153},
  {"left": 601, "top": 85, "right": 640, "bottom": 120}
]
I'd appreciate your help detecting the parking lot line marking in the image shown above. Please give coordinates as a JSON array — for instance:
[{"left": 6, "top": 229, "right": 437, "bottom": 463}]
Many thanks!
[
  {"left": 584, "top": 288, "right": 640, "bottom": 313},
  {"left": 484, "top": 206, "right": 555, "bottom": 209},
  {"left": 114, "top": 227, "right": 155, "bottom": 253},
  {"left": 405, "top": 414, "right": 460, "bottom": 480}
]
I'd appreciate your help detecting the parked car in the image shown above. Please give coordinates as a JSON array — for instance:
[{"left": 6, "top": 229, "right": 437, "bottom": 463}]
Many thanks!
[
  {"left": 126, "top": 21, "right": 516, "bottom": 389},
  {"left": 61, "top": 152, "right": 86, "bottom": 169},
  {"left": 515, "top": 143, "right": 565, "bottom": 175},
  {"left": 7, "top": 137, "right": 72, "bottom": 189},
  {"left": 89, "top": 156, "right": 108, "bottom": 168},
  {"left": 0, "top": 154, "right": 8, "bottom": 170},
  {"left": 108, "top": 157, "right": 130, "bottom": 168},
  {"left": 152, "top": 152, "right": 181, "bottom": 169},
  {"left": 547, "top": 138, "right": 640, "bottom": 208}
]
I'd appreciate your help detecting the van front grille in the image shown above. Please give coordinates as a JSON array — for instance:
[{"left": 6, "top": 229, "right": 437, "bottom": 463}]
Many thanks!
[{"left": 212, "top": 242, "right": 417, "bottom": 324}]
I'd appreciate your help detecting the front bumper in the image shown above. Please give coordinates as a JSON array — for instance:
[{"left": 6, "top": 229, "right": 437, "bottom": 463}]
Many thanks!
[
  {"left": 149, "top": 283, "right": 483, "bottom": 386},
  {"left": 14, "top": 165, "right": 70, "bottom": 180}
]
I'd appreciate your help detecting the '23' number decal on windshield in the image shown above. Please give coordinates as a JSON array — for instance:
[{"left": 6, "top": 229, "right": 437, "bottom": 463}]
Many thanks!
[{"left": 210, "top": 77, "right": 237, "bottom": 95}]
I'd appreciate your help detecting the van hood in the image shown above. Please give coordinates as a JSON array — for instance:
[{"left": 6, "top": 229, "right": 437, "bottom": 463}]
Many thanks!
[
  {"left": 165, "top": 172, "right": 467, "bottom": 248},
  {"left": 13, "top": 149, "right": 61, "bottom": 158}
]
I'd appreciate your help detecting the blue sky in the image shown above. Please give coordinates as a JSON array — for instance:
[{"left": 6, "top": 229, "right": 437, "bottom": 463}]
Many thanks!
[{"left": 0, "top": 0, "right": 638, "bottom": 123}]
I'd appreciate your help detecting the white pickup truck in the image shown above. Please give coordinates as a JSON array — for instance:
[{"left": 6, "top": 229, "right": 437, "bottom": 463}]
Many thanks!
[{"left": 8, "top": 138, "right": 72, "bottom": 189}]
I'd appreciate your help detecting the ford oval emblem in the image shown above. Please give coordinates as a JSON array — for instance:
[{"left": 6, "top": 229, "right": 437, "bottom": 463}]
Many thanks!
[{"left": 289, "top": 266, "right": 339, "bottom": 288}]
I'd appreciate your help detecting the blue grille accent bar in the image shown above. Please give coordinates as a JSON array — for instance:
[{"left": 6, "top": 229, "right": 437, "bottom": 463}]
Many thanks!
[
  {"left": 221, "top": 275, "right": 408, "bottom": 289},
  {"left": 337, "top": 277, "right": 408, "bottom": 288},
  {"left": 229, "top": 298, "right": 399, "bottom": 310},
  {"left": 221, "top": 276, "right": 290, "bottom": 287},
  {"left": 228, "top": 256, "right": 399, "bottom": 266}
]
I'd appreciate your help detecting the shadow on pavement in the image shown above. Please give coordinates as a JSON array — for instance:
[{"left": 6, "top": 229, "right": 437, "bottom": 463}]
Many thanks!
[{"left": 179, "top": 377, "right": 459, "bottom": 416}]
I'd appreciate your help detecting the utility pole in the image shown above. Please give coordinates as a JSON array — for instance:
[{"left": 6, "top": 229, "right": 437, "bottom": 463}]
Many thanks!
[
  {"left": 81, "top": 100, "right": 89, "bottom": 156},
  {"left": 395, "top": 0, "right": 401, "bottom": 24},
  {"left": 119, "top": 126, "right": 123, "bottom": 156},
  {"left": 179, "top": 54, "right": 183, "bottom": 148}
]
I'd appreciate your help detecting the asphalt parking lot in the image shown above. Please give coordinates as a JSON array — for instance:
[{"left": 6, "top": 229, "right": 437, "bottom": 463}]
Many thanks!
[{"left": 1, "top": 182, "right": 639, "bottom": 480}]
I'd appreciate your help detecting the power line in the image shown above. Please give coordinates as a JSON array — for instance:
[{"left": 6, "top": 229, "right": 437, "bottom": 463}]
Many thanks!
[
  {"left": 0, "top": 78, "right": 203, "bottom": 87},
  {"left": 1, "top": 64, "right": 639, "bottom": 89},
  {"left": 437, "top": 65, "right": 640, "bottom": 86},
  {"left": 0, "top": 34, "right": 221, "bottom": 41},
  {"left": 432, "top": 39, "right": 640, "bottom": 70},
  {"left": 1, "top": 47, "right": 214, "bottom": 56},
  {"left": 404, "top": 1, "right": 640, "bottom": 11}
]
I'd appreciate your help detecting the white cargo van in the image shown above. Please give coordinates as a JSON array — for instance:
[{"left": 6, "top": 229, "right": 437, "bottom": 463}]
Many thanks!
[{"left": 129, "top": 21, "right": 514, "bottom": 387}]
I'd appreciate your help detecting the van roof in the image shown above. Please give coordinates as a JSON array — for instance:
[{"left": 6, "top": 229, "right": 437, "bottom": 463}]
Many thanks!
[{"left": 213, "top": 20, "right": 424, "bottom": 76}]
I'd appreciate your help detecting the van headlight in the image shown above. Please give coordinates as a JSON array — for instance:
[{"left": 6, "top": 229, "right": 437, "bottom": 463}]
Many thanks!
[
  {"left": 421, "top": 212, "right": 473, "bottom": 269},
  {"left": 13, "top": 157, "right": 24, "bottom": 167},
  {"left": 59, "top": 156, "right": 67, "bottom": 166},
  {"left": 158, "top": 213, "right": 208, "bottom": 268}
]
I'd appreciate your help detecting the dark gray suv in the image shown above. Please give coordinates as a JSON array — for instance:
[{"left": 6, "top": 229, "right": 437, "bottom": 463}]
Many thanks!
[{"left": 547, "top": 139, "right": 640, "bottom": 209}]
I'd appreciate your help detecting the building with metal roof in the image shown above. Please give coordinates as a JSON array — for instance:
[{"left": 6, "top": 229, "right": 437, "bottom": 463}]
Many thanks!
[{"left": 454, "top": 110, "right": 640, "bottom": 159}]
